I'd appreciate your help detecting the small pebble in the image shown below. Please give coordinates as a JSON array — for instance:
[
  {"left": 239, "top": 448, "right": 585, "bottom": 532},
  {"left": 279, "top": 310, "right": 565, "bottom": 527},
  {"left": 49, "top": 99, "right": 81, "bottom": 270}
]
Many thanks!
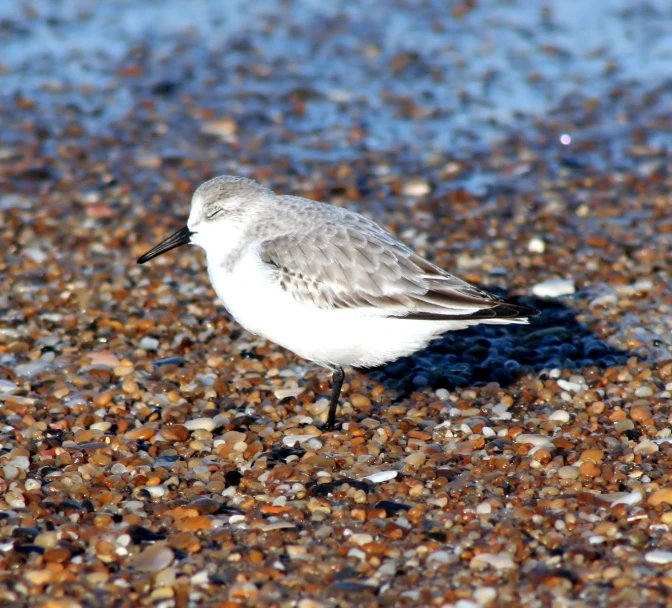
[
  {"left": 531, "top": 278, "right": 576, "bottom": 298},
  {"left": 274, "top": 387, "right": 305, "bottom": 399},
  {"left": 609, "top": 492, "right": 643, "bottom": 507},
  {"left": 131, "top": 543, "right": 175, "bottom": 572},
  {"left": 401, "top": 177, "right": 431, "bottom": 196},
  {"left": 648, "top": 487, "right": 672, "bottom": 506},
  {"left": 0, "top": 380, "right": 20, "bottom": 394},
  {"left": 515, "top": 434, "right": 552, "bottom": 447},
  {"left": 184, "top": 418, "right": 217, "bottom": 432},
  {"left": 427, "top": 550, "right": 452, "bottom": 564},
  {"left": 557, "top": 379, "right": 581, "bottom": 392},
  {"left": 362, "top": 471, "right": 397, "bottom": 483},
  {"left": 470, "top": 553, "right": 516, "bottom": 570},
  {"left": 527, "top": 237, "right": 546, "bottom": 253},
  {"left": 283, "top": 434, "right": 320, "bottom": 446},
  {"left": 645, "top": 550, "right": 672, "bottom": 565},
  {"left": 558, "top": 466, "right": 580, "bottom": 480},
  {"left": 138, "top": 337, "right": 159, "bottom": 351}
]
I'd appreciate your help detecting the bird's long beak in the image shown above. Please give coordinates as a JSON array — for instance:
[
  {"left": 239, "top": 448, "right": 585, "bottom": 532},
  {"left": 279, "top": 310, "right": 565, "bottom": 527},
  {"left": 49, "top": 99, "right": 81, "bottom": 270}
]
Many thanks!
[{"left": 137, "top": 226, "right": 193, "bottom": 264}]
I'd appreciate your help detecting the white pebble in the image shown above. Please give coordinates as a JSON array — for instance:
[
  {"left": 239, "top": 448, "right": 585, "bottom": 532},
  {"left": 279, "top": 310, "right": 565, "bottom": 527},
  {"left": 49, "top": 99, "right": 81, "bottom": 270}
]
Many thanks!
[
  {"left": 347, "top": 547, "right": 366, "bottom": 561},
  {"left": 492, "top": 403, "right": 510, "bottom": 413},
  {"left": 610, "top": 491, "right": 643, "bottom": 507},
  {"left": 349, "top": 533, "right": 373, "bottom": 546},
  {"left": 14, "top": 361, "right": 54, "bottom": 377},
  {"left": 527, "top": 237, "right": 546, "bottom": 253},
  {"left": 184, "top": 418, "right": 216, "bottom": 432},
  {"left": 634, "top": 440, "right": 658, "bottom": 455},
  {"left": 557, "top": 466, "right": 579, "bottom": 480},
  {"left": 0, "top": 380, "right": 20, "bottom": 395},
  {"left": 274, "top": 387, "right": 305, "bottom": 400},
  {"left": 645, "top": 550, "right": 672, "bottom": 564},
  {"left": 435, "top": 388, "right": 450, "bottom": 400},
  {"left": 5, "top": 493, "right": 26, "bottom": 509},
  {"left": 26, "top": 247, "right": 48, "bottom": 263},
  {"left": 10, "top": 456, "right": 30, "bottom": 471},
  {"left": 473, "top": 587, "right": 497, "bottom": 605},
  {"left": 144, "top": 486, "right": 166, "bottom": 498},
  {"left": 307, "top": 438, "right": 323, "bottom": 450},
  {"left": 427, "top": 550, "right": 452, "bottom": 564},
  {"left": 24, "top": 479, "right": 41, "bottom": 492},
  {"left": 138, "top": 337, "right": 159, "bottom": 351},
  {"left": 633, "top": 278, "right": 653, "bottom": 291},
  {"left": 549, "top": 410, "right": 570, "bottom": 422},
  {"left": 590, "top": 293, "right": 617, "bottom": 307},
  {"left": 470, "top": 552, "right": 516, "bottom": 570},
  {"left": 557, "top": 379, "right": 581, "bottom": 392},
  {"left": 282, "top": 434, "right": 320, "bottom": 446},
  {"left": 2, "top": 465, "right": 18, "bottom": 481},
  {"left": 190, "top": 571, "right": 210, "bottom": 586},
  {"left": 362, "top": 470, "right": 397, "bottom": 483},
  {"left": 90, "top": 421, "right": 112, "bottom": 432},
  {"left": 635, "top": 386, "right": 653, "bottom": 397},
  {"left": 402, "top": 177, "right": 430, "bottom": 197},
  {"left": 260, "top": 522, "right": 296, "bottom": 532},
  {"left": 515, "top": 434, "right": 552, "bottom": 447},
  {"left": 456, "top": 601, "right": 479, "bottom": 608},
  {"left": 475, "top": 501, "right": 492, "bottom": 515},
  {"left": 531, "top": 278, "right": 576, "bottom": 298}
]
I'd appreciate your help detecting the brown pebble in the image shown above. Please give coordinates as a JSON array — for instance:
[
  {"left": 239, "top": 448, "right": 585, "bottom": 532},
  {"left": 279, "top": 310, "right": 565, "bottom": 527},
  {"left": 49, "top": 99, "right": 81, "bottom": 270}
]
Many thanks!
[
  {"left": 168, "top": 532, "right": 202, "bottom": 553},
  {"left": 579, "top": 461, "right": 601, "bottom": 478},
  {"left": 175, "top": 516, "right": 214, "bottom": 532},
  {"left": 580, "top": 449, "right": 604, "bottom": 464},
  {"left": 94, "top": 391, "right": 114, "bottom": 407},
  {"left": 125, "top": 427, "right": 155, "bottom": 441},
  {"left": 302, "top": 455, "right": 336, "bottom": 468},
  {"left": 186, "top": 497, "right": 222, "bottom": 515},
  {"left": 649, "top": 486, "right": 672, "bottom": 506},
  {"left": 160, "top": 425, "right": 190, "bottom": 442},
  {"left": 408, "top": 429, "right": 433, "bottom": 441},
  {"left": 44, "top": 547, "right": 72, "bottom": 563},
  {"left": 131, "top": 543, "right": 175, "bottom": 572},
  {"left": 261, "top": 505, "right": 291, "bottom": 515},
  {"left": 24, "top": 569, "right": 58, "bottom": 585},
  {"left": 350, "top": 394, "right": 371, "bottom": 407},
  {"left": 629, "top": 405, "right": 652, "bottom": 422}
]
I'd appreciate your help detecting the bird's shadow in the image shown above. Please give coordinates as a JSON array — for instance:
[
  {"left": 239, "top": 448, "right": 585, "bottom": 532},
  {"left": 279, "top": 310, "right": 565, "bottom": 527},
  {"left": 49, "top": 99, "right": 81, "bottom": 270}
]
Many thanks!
[{"left": 362, "top": 291, "right": 631, "bottom": 396}]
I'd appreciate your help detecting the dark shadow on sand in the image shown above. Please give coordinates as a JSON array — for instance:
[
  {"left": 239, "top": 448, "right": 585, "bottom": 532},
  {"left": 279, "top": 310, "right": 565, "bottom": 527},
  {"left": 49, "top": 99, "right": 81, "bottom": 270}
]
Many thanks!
[{"left": 362, "top": 291, "right": 631, "bottom": 396}]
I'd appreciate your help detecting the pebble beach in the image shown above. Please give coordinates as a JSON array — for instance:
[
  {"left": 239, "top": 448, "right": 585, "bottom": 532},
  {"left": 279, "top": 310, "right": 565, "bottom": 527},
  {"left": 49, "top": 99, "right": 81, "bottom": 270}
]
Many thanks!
[{"left": 1, "top": 1, "right": 672, "bottom": 606}]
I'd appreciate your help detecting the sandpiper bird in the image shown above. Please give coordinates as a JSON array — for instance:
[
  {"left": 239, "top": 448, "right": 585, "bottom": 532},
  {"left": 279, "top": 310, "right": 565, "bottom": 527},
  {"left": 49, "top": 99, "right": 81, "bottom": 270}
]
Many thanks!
[{"left": 138, "top": 175, "right": 538, "bottom": 428}]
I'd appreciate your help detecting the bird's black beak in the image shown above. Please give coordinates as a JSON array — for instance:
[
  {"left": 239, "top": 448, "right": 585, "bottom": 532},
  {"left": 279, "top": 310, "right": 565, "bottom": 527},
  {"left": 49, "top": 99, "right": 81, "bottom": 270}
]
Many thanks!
[{"left": 137, "top": 226, "right": 193, "bottom": 264}]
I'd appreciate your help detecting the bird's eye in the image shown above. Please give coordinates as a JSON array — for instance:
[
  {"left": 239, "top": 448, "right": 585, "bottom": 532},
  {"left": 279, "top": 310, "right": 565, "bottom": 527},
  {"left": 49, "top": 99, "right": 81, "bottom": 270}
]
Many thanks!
[{"left": 206, "top": 208, "right": 223, "bottom": 219}]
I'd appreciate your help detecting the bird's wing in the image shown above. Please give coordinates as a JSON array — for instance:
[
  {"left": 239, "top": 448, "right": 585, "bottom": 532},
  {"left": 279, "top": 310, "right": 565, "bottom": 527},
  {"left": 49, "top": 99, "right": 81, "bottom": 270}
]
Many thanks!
[{"left": 257, "top": 208, "right": 536, "bottom": 321}]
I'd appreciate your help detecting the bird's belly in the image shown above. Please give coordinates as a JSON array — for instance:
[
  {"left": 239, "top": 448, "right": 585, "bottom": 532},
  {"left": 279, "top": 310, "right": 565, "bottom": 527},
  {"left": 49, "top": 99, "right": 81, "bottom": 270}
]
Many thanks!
[{"left": 207, "top": 254, "right": 458, "bottom": 368}]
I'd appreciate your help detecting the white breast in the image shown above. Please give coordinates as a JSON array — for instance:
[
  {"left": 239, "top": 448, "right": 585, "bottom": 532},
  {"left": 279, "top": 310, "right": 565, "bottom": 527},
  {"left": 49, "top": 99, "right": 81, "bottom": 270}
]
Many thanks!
[{"left": 205, "top": 249, "right": 469, "bottom": 368}]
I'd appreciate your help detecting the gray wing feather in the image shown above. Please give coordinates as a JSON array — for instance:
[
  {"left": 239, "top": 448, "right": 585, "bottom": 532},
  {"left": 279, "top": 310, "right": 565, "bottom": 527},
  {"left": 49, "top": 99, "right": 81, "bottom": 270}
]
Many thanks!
[{"left": 257, "top": 198, "right": 536, "bottom": 320}]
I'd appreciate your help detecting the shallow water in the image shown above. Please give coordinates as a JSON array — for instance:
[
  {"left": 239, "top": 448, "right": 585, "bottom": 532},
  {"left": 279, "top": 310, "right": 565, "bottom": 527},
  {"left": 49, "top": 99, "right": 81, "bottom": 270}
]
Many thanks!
[{"left": 2, "top": 0, "right": 672, "bottom": 156}]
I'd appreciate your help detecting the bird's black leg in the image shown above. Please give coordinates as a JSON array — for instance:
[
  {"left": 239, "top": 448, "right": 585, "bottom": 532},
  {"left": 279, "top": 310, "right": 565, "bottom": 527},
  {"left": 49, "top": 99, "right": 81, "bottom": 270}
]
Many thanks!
[{"left": 326, "top": 367, "right": 345, "bottom": 430}]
